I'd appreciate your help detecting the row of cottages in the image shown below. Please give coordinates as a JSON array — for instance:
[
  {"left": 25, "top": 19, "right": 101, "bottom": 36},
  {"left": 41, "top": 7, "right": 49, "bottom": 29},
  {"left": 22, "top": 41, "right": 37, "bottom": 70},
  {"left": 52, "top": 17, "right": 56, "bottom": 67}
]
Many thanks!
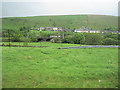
[
  {"left": 74, "top": 29, "right": 100, "bottom": 33},
  {"left": 103, "top": 30, "right": 119, "bottom": 34},
  {"left": 46, "top": 27, "right": 65, "bottom": 31},
  {"left": 38, "top": 27, "right": 72, "bottom": 32},
  {"left": 38, "top": 27, "right": 64, "bottom": 31},
  {"left": 38, "top": 27, "right": 45, "bottom": 31}
]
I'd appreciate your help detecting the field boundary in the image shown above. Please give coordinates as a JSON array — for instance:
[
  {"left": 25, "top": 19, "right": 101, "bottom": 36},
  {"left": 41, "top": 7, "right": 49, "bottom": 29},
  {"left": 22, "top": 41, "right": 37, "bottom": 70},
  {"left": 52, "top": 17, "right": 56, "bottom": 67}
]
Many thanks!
[{"left": 0, "top": 45, "right": 48, "bottom": 48}]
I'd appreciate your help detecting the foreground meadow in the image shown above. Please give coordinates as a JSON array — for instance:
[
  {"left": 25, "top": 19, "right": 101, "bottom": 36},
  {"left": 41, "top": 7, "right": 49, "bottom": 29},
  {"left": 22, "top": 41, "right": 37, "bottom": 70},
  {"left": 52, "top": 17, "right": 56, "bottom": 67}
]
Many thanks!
[{"left": 2, "top": 42, "right": 118, "bottom": 88}]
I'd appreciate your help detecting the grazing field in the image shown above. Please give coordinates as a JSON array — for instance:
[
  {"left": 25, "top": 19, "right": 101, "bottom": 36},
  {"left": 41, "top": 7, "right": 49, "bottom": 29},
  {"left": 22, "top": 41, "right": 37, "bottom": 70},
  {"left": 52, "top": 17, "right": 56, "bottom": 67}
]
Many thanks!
[
  {"left": 2, "top": 42, "right": 118, "bottom": 88},
  {"left": 2, "top": 15, "right": 118, "bottom": 31}
]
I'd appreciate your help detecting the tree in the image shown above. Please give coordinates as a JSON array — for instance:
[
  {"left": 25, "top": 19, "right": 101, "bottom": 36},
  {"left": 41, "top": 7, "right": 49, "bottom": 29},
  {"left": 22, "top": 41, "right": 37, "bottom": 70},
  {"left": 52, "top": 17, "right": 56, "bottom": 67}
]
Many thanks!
[
  {"left": 62, "top": 35, "right": 74, "bottom": 44},
  {"left": 73, "top": 33, "right": 85, "bottom": 44},
  {"left": 103, "top": 38, "right": 118, "bottom": 45},
  {"left": 28, "top": 32, "right": 38, "bottom": 42},
  {"left": 72, "top": 28, "right": 76, "bottom": 32},
  {"left": 51, "top": 38, "right": 62, "bottom": 43},
  {"left": 53, "top": 22, "right": 56, "bottom": 26},
  {"left": 103, "top": 33, "right": 118, "bottom": 40},
  {"left": 19, "top": 26, "right": 30, "bottom": 33},
  {"left": 11, "top": 30, "right": 23, "bottom": 42},
  {"left": 20, "top": 37, "right": 31, "bottom": 46},
  {"left": 85, "top": 33, "right": 103, "bottom": 45}
]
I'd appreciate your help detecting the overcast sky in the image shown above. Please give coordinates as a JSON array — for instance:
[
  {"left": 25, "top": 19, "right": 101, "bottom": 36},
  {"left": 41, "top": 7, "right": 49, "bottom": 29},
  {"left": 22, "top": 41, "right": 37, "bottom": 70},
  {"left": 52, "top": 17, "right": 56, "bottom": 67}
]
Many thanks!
[{"left": 2, "top": 0, "right": 120, "bottom": 17}]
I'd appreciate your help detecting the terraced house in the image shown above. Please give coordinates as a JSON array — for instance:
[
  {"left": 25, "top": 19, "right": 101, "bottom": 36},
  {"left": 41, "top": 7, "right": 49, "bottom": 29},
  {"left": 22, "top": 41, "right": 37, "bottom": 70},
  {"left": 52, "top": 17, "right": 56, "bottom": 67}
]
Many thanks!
[
  {"left": 74, "top": 29, "right": 101, "bottom": 33},
  {"left": 40, "top": 27, "right": 65, "bottom": 31},
  {"left": 38, "top": 27, "right": 45, "bottom": 31}
]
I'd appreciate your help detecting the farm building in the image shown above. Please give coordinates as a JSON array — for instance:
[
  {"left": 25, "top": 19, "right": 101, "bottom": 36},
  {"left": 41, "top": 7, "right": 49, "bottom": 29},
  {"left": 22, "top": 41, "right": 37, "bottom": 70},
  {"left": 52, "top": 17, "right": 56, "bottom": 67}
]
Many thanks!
[{"left": 46, "top": 27, "right": 65, "bottom": 31}]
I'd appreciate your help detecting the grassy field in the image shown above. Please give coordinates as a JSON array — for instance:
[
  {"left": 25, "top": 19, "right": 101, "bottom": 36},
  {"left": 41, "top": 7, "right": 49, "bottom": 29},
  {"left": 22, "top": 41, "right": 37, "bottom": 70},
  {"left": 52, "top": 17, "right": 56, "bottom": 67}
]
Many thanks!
[
  {"left": 2, "top": 42, "right": 118, "bottom": 88},
  {"left": 2, "top": 15, "right": 118, "bottom": 31}
]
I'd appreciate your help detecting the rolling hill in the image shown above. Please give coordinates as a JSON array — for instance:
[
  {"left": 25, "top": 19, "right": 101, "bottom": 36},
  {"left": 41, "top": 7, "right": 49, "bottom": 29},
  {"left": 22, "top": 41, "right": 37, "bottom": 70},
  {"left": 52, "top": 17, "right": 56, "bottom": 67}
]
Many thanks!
[{"left": 2, "top": 15, "right": 118, "bottom": 31}]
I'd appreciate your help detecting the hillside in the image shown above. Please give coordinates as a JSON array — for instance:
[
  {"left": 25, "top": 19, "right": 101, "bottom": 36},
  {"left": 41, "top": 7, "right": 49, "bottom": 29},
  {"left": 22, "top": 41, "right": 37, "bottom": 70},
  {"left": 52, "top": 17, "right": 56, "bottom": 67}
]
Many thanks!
[{"left": 2, "top": 15, "right": 118, "bottom": 31}]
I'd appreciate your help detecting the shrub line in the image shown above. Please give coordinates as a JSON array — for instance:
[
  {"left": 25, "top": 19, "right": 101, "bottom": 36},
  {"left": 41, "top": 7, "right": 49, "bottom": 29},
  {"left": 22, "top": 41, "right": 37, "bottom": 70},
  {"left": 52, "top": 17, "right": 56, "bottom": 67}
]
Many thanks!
[{"left": 0, "top": 45, "right": 48, "bottom": 48}]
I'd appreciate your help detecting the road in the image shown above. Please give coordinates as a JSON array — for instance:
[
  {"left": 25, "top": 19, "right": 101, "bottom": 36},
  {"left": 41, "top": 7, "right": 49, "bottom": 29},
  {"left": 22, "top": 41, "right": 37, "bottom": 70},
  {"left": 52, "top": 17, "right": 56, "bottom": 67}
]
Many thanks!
[{"left": 58, "top": 45, "right": 119, "bottom": 49}]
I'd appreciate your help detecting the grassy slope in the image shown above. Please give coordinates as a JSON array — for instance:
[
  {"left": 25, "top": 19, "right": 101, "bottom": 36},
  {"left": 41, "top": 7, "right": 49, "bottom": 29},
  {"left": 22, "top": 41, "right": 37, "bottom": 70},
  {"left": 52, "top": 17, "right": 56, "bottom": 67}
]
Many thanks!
[
  {"left": 2, "top": 15, "right": 118, "bottom": 31},
  {"left": 2, "top": 42, "right": 118, "bottom": 88},
  {"left": 87, "top": 15, "right": 118, "bottom": 30}
]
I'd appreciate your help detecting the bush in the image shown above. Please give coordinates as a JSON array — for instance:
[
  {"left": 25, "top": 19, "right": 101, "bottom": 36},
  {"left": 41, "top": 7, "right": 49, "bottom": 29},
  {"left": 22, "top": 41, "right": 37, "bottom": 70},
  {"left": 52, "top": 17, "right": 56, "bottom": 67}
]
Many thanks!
[
  {"left": 2, "top": 42, "right": 5, "bottom": 46},
  {"left": 20, "top": 37, "right": 31, "bottom": 42},
  {"left": 103, "top": 38, "right": 118, "bottom": 45},
  {"left": 62, "top": 33, "right": 85, "bottom": 44},
  {"left": 51, "top": 39, "right": 55, "bottom": 43},
  {"left": 73, "top": 33, "right": 85, "bottom": 44},
  {"left": 20, "top": 37, "right": 31, "bottom": 46},
  {"left": 51, "top": 38, "right": 62, "bottom": 43},
  {"left": 62, "top": 35, "right": 74, "bottom": 44},
  {"left": 2, "top": 38, "right": 9, "bottom": 42},
  {"left": 11, "top": 34, "right": 22, "bottom": 42},
  {"left": 103, "top": 33, "right": 118, "bottom": 40},
  {"left": 31, "top": 37, "right": 38, "bottom": 42},
  {"left": 85, "top": 33, "right": 103, "bottom": 45},
  {"left": 11, "top": 30, "right": 23, "bottom": 42}
]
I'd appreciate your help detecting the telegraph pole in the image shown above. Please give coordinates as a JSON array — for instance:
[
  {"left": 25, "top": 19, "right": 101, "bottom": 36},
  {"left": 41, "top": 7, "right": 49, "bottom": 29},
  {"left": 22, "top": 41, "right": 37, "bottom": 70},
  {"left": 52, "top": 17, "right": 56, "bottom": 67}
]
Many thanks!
[
  {"left": 63, "top": 28, "right": 65, "bottom": 39},
  {"left": 63, "top": 31, "right": 64, "bottom": 39},
  {"left": 8, "top": 29, "right": 10, "bottom": 47}
]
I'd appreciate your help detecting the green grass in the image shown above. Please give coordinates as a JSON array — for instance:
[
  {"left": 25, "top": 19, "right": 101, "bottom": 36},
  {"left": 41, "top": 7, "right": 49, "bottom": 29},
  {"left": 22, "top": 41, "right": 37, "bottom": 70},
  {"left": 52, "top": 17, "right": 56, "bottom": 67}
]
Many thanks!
[
  {"left": 2, "top": 42, "right": 118, "bottom": 88},
  {"left": 0, "top": 42, "right": 82, "bottom": 47},
  {"left": 2, "top": 15, "right": 118, "bottom": 31}
]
